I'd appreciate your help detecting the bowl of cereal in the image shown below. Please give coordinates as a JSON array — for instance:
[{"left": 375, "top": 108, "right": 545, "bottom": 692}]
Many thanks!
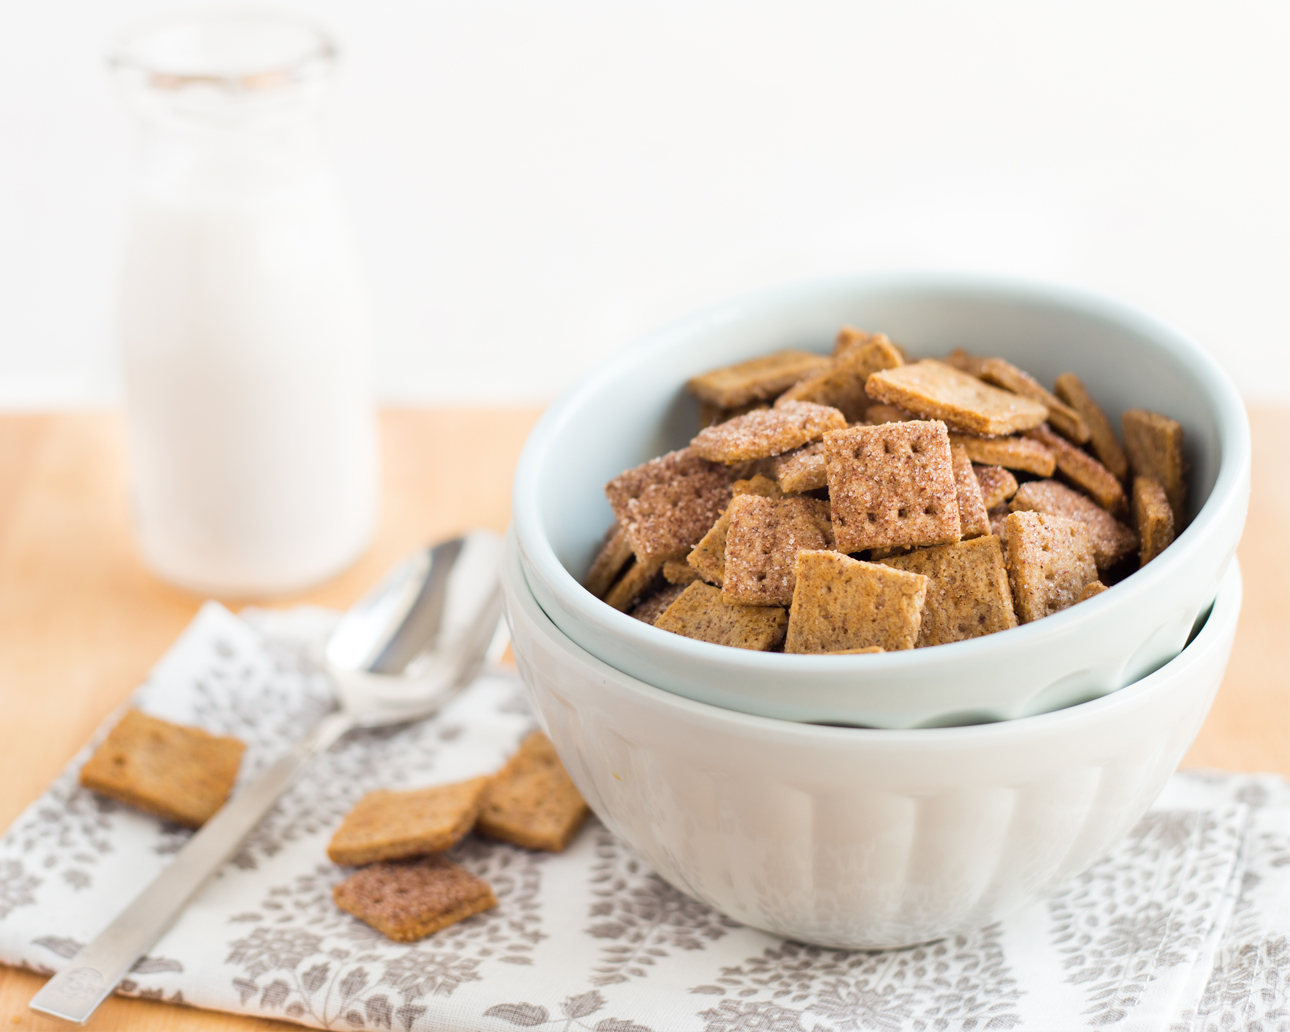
[{"left": 511, "top": 274, "right": 1249, "bottom": 728}]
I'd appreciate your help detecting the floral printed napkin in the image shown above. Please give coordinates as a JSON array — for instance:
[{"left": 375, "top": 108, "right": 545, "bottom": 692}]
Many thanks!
[{"left": 0, "top": 601, "right": 1284, "bottom": 1031}]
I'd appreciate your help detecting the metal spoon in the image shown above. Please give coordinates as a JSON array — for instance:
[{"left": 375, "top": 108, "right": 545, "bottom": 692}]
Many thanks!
[{"left": 31, "top": 530, "right": 505, "bottom": 1025}]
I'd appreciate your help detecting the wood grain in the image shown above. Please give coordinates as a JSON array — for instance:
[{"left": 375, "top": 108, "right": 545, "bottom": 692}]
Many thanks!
[{"left": 0, "top": 405, "right": 1284, "bottom": 1029}]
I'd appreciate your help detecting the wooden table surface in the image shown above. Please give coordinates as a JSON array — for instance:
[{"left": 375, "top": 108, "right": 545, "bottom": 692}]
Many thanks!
[{"left": 0, "top": 407, "right": 1285, "bottom": 1029}]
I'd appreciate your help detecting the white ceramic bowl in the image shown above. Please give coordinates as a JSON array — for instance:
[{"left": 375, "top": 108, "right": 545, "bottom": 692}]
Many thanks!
[
  {"left": 503, "top": 528, "right": 1241, "bottom": 948},
  {"left": 513, "top": 274, "right": 1249, "bottom": 728}
]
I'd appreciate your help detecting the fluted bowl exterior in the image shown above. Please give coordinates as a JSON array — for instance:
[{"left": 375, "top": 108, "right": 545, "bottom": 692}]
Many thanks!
[{"left": 503, "top": 528, "right": 1240, "bottom": 948}]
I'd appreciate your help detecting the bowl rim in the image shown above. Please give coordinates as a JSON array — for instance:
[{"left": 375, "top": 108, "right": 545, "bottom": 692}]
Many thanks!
[
  {"left": 513, "top": 271, "right": 1251, "bottom": 676},
  {"left": 504, "top": 524, "right": 1243, "bottom": 744}
]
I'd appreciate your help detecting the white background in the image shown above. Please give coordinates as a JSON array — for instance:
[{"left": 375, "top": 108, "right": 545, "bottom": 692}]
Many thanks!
[{"left": 3, "top": 2, "right": 1289, "bottom": 407}]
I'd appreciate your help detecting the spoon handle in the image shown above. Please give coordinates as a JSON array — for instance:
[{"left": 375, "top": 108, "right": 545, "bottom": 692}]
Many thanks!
[{"left": 30, "top": 709, "right": 353, "bottom": 1025}]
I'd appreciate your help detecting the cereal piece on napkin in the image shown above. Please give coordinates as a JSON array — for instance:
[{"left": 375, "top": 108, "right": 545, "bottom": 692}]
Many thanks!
[
  {"left": 1122, "top": 409, "right": 1187, "bottom": 524},
  {"left": 655, "top": 581, "right": 789, "bottom": 650},
  {"left": 777, "top": 334, "right": 903, "bottom": 422},
  {"left": 880, "top": 535, "right": 1017, "bottom": 646},
  {"left": 951, "top": 441, "right": 990, "bottom": 539},
  {"left": 824, "top": 420, "right": 961, "bottom": 553},
  {"left": 864, "top": 404, "right": 913, "bottom": 424},
  {"left": 722, "top": 494, "right": 834, "bottom": 606},
  {"left": 605, "top": 447, "right": 734, "bottom": 565},
  {"left": 1132, "top": 476, "right": 1176, "bottom": 567},
  {"left": 1009, "top": 479, "right": 1138, "bottom": 570},
  {"left": 687, "top": 350, "right": 831, "bottom": 409},
  {"left": 685, "top": 475, "right": 783, "bottom": 585},
  {"left": 630, "top": 583, "right": 688, "bottom": 624},
  {"left": 1005, "top": 511, "right": 1098, "bottom": 623},
  {"left": 1055, "top": 373, "right": 1130, "bottom": 481},
  {"left": 328, "top": 777, "right": 491, "bottom": 865},
  {"left": 583, "top": 522, "right": 634, "bottom": 599},
  {"left": 772, "top": 440, "right": 828, "bottom": 493},
  {"left": 950, "top": 433, "right": 1056, "bottom": 477},
  {"left": 476, "top": 731, "right": 590, "bottom": 852},
  {"left": 691, "top": 401, "right": 846, "bottom": 463},
  {"left": 603, "top": 557, "right": 663, "bottom": 612},
  {"left": 976, "top": 357, "right": 1091, "bottom": 444},
  {"left": 785, "top": 550, "right": 928, "bottom": 653},
  {"left": 79, "top": 709, "right": 244, "bottom": 828},
  {"left": 662, "top": 559, "right": 702, "bottom": 585},
  {"left": 865, "top": 360, "right": 1048, "bottom": 437},
  {"left": 333, "top": 857, "right": 497, "bottom": 942},
  {"left": 1077, "top": 581, "right": 1108, "bottom": 602},
  {"left": 1026, "top": 423, "right": 1127, "bottom": 513},
  {"left": 974, "top": 464, "right": 1019, "bottom": 509}
]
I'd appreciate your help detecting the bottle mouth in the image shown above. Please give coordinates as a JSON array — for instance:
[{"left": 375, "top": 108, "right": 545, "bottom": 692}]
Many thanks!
[{"left": 110, "top": 8, "right": 336, "bottom": 94}]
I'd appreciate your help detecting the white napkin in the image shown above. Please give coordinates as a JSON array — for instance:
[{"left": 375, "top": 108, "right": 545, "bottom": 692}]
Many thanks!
[{"left": 0, "top": 602, "right": 1281, "bottom": 1031}]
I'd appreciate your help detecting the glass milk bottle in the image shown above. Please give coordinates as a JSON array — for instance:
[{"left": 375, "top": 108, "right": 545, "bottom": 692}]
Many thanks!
[{"left": 111, "top": 12, "right": 378, "bottom": 596}]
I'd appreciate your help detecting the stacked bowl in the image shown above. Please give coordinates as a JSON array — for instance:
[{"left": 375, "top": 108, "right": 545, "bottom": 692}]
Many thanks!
[{"left": 504, "top": 274, "right": 1250, "bottom": 948}]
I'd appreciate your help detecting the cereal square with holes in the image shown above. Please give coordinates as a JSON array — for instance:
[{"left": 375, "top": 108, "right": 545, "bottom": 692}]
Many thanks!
[
  {"left": 691, "top": 400, "right": 846, "bottom": 463},
  {"left": 824, "top": 420, "right": 961, "bottom": 553},
  {"left": 604, "top": 448, "right": 734, "bottom": 565},
  {"left": 785, "top": 550, "right": 929, "bottom": 652},
  {"left": 1005, "top": 511, "right": 1098, "bottom": 623},
  {"left": 722, "top": 493, "right": 834, "bottom": 606}
]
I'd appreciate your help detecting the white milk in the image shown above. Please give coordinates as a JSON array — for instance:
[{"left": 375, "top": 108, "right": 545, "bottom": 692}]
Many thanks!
[{"left": 114, "top": 14, "right": 378, "bottom": 596}]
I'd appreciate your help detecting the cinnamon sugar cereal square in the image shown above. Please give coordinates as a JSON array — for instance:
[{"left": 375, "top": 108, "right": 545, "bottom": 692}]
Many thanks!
[
  {"left": 833, "top": 326, "right": 879, "bottom": 357},
  {"left": 333, "top": 857, "right": 497, "bottom": 942},
  {"left": 772, "top": 440, "right": 828, "bottom": 493},
  {"left": 79, "top": 710, "right": 244, "bottom": 828},
  {"left": 662, "top": 559, "right": 703, "bottom": 585},
  {"left": 655, "top": 581, "right": 788, "bottom": 650},
  {"left": 951, "top": 442, "right": 990, "bottom": 539},
  {"left": 880, "top": 535, "right": 1017, "bottom": 646},
  {"left": 1122, "top": 409, "right": 1187, "bottom": 524},
  {"left": 684, "top": 474, "right": 783, "bottom": 585},
  {"left": 777, "top": 334, "right": 903, "bottom": 422},
  {"left": 1026, "top": 423, "right": 1126, "bottom": 512},
  {"left": 1132, "top": 476, "right": 1175, "bottom": 567},
  {"left": 722, "top": 494, "right": 834, "bottom": 606},
  {"left": 687, "top": 350, "right": 831, "bottom": 409},
  {"left": 583, "top": 522, "right": 634, "bottom": 599},
  {"left": 974, "top": 465, "right": 1019, "bottom": 509},
  {"left": 950, "top": 433, "right": 1056, "bottom": 477},
  {"left": 630, "top": 583, "right": 688, "bottom": 624},
  {"left": 477, "top": 731, "right": 590, "bottom": 852},
  {"left": 605, "top": 447, "right": 734, "bottom": 565},
  {"left": 1077, "top": 581, "right": 1108, "bottom": 602},
  {"left": 785, "top": 550, "right": 929, "bottom": 653},
  {"left": 1009, "top": 480, "right": 1137, "bottom": 570},
  {"left": 691, "top": 401, "right": 846, "bottom": 463},
  {"left": 865, "top": 360, "right": 1048, "bottom": 437},
  {"left": 1004, "top": 511, "right": 1098, "bottom": 623},
  {"left": 603, "top": 557, "right": 663, "bottom": 612},
  {"left": 327, "top": 777, "right": 491, "bottom": 865},
  {"left": 976, "top": 357, "right": 1091, "bottom": 444},
  {"left": 1054, "top": 373, "right": 1130, "bottom": 481},
  {"left": 944, "top": 348, "right": 989, "bottom": 378},
  {"left": 824, "top": 420, "right": 961, "bottom": 553}
]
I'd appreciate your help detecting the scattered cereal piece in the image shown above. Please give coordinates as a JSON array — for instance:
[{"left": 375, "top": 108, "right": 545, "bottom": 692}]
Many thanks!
[
  {"left": 951, "top": 442, "right": 990, "bottom": 539},
  {"left": 630, "top": 583, "right": 688, "bottom": 624},
  {"left": 687, "top": 350, "right": 831, "bottom": 409},
  {"left": 1026, "top": 423, "right": 1126, "bottom": 512},
  {"left": 1132, "top": 476, "right": 1176, "bottom": 567},
  {"left": 606, "top": 448, "right": 734, "bottom": 564},
  {"left": 477, "top": 731, "right": 590, "bottom": 852},
  {"left": 328, "top": 777, "right": 491, "bottom": 866},
  {"left": 79, "top": 710, "right": 244, "bottom": 828},
  {"left": 691, "top": 401, "right": 847, "bottom": 463},
  {"left": 785, "top": 550, "right": 929, "bottom": 653},
  {"left": 656, "top": 581, "right": 789, "bottom": 649},
  {"left": 880, "top": 535, "right": 1017, "bottom": 646},
  {"left": 1077, "top": 581, "right": 1108, "bottom": 602},
  {"left": 865, "top": 360, "right": 1048, "bottom": 437},
  {"left": 584, "top": 522, "right": 633, "bottom": 599},
  {"left": 662, "top": 559, "right": 702, "bottom": 585},
  {"left": 974, "top": 464, "right": 1019, "bottom": 509},
  {"left": 950, "top": 433, "right": 1056, "bottom": 477},
  {"left": 772, "top": 440, "right": 828, "bottom": 493},
  {"left": 777, "top": 335, "right": 903, "bottom": 422},
  {"left": 976, "top": 357, "right": 1091, "bottom": 444},
  {"left": 333, "top": 857, "right": 497, "bottom": 942},
  {"left": 722, "top": 494, "right": 834, "bottom": 606},
  {"left": 864, "top": 404, "right": 912, "bottom": 424},
  {"left": 1054, "top": 373, "right": 1130, "bottom": 481},
  {"left": 1122, "top": 409, "right": 1187, "bottom": 525},
  {"left": 824, "top": 420, "right": 961, "bottom": 553},
  {"left": 603, "top": 557, "right": 663, "bottom": 612},
  {"left": 1009, "top": 480, "right": 1138, "bottom": 570},
  {"left": 1005, "top": 511, "right": 1098, "bottom": 623}
]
